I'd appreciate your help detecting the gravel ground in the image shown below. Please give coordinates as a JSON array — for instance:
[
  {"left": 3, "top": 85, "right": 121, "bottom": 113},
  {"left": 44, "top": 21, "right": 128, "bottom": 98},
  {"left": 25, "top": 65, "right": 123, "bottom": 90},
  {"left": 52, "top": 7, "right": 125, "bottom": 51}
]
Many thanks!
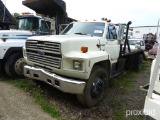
[
  {"left": 0, "top": 80, "right": 56, "bottom": 120},
  {"left": 0, "top": 61, "right": 151, "bottom": 120},
  {"left": 37, "top": 62, "right": 151, "bottom": 120}
]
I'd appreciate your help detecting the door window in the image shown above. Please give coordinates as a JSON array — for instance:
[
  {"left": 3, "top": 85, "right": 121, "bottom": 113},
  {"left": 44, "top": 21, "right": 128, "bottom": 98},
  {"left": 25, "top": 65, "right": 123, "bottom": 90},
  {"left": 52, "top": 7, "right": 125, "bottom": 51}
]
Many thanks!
[{"left": 106, "top": 25, "right": 117, "bottom": 39}]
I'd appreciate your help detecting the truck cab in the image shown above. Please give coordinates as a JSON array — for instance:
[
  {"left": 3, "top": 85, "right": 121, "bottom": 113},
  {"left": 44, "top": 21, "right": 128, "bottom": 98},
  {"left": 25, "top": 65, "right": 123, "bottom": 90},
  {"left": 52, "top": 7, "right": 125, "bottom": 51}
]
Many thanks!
[
  {"left": 18, "top": 13, "right": 55, "bottom": 35},
  {"left": 0, "top": 13, "right": 55, "bottom": 78},
  {"left": 23, "top": 19, "right": 144, "bottom": 107}
]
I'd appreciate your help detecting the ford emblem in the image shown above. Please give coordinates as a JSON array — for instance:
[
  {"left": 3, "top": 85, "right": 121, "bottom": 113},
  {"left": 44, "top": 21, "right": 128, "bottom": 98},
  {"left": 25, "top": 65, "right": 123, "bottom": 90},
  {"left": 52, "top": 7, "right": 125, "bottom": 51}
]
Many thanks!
[{"left": 37, "top": 51, "right": 45, "bottom": 56}]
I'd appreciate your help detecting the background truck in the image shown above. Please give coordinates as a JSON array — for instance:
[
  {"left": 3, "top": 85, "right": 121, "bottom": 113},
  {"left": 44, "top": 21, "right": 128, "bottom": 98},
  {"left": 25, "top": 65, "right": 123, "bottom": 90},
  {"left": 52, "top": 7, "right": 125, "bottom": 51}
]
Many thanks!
[
  {"left": 23, "top": 19, "right": 145, "bottom": 108},
  {"left": 0, "top": 0, "right": 75, "bottom": 78},
  {"left": 0, "top": 0, "right": 16, "bottom": 30},
  {"left": 22, "top": 0, "right": 77, "bottom": 34},
  {"left": 0, "top": 13, "right": 55, "bottom": 78},
  {"left": 143, "top": 33, "right": 157, "bottom": 50}
]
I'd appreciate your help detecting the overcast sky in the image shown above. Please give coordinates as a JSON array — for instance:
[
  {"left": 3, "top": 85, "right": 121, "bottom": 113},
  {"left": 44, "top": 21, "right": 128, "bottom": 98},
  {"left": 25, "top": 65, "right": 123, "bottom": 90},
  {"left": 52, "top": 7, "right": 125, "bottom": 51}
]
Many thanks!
[{"left": 2, "top": 0, "right": 160, "bottom": 27}]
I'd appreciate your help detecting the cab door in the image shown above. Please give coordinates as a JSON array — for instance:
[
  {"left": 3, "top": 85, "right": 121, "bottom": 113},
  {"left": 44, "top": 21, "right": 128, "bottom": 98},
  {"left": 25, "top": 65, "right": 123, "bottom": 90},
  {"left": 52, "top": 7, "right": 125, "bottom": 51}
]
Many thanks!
[{"left": 104, "top": 25, "right": 120, "bottom": 60}]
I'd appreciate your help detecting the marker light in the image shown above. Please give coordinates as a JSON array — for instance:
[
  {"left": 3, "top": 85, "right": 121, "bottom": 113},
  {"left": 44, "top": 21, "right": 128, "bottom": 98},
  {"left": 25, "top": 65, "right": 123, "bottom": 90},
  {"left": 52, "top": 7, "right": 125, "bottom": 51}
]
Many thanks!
[
  {"left": 22, "top": 12, "right": 31, "bottom": 15},
  {"left": 2, "top": 38, "right": 6, "bottom": 42},
  {"left": 81, "top": 46, "right": 88, "bottom": 53}
]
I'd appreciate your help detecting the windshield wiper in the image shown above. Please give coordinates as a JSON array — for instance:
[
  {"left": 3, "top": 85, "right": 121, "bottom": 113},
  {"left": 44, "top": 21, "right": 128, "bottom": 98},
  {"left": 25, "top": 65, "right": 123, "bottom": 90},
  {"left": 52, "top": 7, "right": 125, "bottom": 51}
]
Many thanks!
[{"left": 74, "top": 32, "right": 92, "bottom": 36}]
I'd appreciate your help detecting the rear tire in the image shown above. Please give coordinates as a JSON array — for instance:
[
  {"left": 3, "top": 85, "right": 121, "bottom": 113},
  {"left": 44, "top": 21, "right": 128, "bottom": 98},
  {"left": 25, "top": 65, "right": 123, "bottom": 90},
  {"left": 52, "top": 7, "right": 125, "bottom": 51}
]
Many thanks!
[
  {"left": 77, "top": 66, "right": 108, "bottom": 108},
  {"left": 133, "top": 54, "right": 143, "bottom": 72},
  {"left": 5, "top": 53, "right": 24, "bottom": 78}
]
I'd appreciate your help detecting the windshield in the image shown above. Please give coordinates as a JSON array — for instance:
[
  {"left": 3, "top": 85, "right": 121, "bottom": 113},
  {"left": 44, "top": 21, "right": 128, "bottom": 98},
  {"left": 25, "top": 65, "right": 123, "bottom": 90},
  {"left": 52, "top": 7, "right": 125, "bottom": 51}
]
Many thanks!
[
  {"left": 129, "top": 40, "right": 141, "bottom": 45},
  {"left": 19, "top": 18, "right": 39, "bottom": 30},
  {"left": 61, "top": 22, "right": 105, "bottom": 37}
]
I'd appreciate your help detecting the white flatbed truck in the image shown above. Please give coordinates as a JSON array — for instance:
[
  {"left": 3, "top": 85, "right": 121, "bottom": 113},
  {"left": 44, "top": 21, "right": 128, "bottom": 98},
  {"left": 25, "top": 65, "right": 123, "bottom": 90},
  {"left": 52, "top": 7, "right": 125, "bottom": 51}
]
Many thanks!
[{"left": 23, "top": 19, "right": 145, "bottom": 107}]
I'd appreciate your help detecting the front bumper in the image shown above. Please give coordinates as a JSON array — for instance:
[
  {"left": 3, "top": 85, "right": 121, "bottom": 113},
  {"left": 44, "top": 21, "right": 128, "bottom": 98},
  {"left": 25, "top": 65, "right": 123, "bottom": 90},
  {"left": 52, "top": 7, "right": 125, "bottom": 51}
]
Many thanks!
[{"left": 24, "top": 65, "right": 86, "bottom": 94}]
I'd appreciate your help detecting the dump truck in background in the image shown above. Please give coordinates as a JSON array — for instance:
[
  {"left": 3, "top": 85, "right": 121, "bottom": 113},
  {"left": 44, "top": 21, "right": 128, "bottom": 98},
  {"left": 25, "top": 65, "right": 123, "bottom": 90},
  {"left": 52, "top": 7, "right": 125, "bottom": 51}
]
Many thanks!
[
  {"left": 0, "top": 0, "right": 16, "bottom": 30},
  {"left": 23, "top": 19, "right": 146, "bottom": 107},
  {"left": 22, "top": 0, "right": 76, "bottom": 34},
  {"left": 0, "top": 0, "right": 75, "bottom": 78}
]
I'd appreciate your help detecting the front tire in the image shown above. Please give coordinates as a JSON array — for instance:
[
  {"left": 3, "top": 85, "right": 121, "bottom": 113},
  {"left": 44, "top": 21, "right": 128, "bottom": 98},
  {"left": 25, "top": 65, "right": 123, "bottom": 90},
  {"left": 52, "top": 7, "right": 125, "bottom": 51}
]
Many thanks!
[
  {"left": 5, "top": 53, "right": 24, "bottom": 78},
  {"left": 77, "top": 66, "right": 108, "bottom": 108}
]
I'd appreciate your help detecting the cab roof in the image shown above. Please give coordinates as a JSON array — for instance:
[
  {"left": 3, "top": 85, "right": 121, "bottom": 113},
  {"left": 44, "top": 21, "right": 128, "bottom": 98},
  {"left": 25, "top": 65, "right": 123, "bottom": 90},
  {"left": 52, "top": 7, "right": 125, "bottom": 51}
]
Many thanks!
[{"left": 17, "top": 14, "right": 42, "bottom": 19}]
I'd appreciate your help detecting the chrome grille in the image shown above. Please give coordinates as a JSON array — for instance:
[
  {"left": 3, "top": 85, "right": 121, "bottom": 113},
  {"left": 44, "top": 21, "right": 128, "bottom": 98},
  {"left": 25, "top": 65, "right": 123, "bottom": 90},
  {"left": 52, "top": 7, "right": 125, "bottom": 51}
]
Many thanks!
[{"left": 26, "top": 40, "right": 61, "bottom": 69}]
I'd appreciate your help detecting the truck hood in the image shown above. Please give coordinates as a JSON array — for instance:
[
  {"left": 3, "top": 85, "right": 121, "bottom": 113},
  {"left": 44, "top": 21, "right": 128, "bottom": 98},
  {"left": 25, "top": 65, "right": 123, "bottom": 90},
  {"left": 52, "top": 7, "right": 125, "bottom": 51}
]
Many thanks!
[
  {"left": 27, "top": 35, "right": 102, "bottom": 56},
  {"left": 28, "top": 34, "right": 100, "bottom": 43},
  {"left": 0, "top": 30, "right": 33, "bottom": 39}
]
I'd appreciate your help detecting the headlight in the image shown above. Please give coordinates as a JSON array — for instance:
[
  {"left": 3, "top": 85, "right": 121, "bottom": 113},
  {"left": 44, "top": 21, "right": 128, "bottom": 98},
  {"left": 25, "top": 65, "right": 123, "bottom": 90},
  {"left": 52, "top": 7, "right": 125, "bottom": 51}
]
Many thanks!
[{"left": 73, "top": 61, "right": 82, "bottom": 70}]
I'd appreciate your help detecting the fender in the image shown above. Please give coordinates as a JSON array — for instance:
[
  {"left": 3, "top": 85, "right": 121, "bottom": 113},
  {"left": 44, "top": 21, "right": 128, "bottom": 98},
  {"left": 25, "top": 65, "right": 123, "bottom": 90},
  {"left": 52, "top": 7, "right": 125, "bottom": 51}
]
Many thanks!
[
  {"left": 64, "top": 50, "right": 112, "bottom": 79},
  {"left": 3, "top": 47, "right": 23, "bottom": 59},
  {"left": 88, "top": 52, "right": 111, "bottom": 78}
]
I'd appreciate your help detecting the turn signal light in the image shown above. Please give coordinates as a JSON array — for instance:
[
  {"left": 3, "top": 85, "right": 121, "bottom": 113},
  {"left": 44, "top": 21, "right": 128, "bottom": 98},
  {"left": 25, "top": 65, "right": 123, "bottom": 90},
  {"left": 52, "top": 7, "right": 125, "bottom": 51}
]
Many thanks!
[
  {"left": 81, "top": 46, "right": 88, "bottom": 53},
  {"left": 2, "top": 38, "right": 6, "bottom": 42}
]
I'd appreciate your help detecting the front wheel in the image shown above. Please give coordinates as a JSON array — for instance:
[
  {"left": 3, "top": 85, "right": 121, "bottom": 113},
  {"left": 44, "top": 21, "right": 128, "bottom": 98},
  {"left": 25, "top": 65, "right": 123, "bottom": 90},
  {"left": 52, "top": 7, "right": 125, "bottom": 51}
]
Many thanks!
[
  {"left": 77, "top": 66, "right": 108, "bottom": 108},
  {"left": 5, "top": 53, "right": 25, "bottom": 78}
]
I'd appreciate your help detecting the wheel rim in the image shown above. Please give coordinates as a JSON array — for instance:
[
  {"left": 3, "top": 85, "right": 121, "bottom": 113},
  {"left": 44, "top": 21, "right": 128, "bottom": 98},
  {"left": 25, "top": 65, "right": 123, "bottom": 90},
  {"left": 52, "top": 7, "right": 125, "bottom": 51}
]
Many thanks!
[
  {"left": 14, "top": 58, "right": 25, "bottom": 74},
  {"left": 90, "top": 75, "right": 105, "bottom": 98}
]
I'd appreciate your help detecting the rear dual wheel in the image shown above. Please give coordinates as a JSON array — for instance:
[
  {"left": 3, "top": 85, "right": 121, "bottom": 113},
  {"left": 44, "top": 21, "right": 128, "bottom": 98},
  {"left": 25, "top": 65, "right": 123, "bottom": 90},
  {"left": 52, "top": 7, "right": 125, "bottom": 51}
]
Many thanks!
[
  {"left": 77, "top": 66, "right": 108, "bottom": 108},
  {"left": 134, "top": 54, "right": 143, "bottom": 72}
]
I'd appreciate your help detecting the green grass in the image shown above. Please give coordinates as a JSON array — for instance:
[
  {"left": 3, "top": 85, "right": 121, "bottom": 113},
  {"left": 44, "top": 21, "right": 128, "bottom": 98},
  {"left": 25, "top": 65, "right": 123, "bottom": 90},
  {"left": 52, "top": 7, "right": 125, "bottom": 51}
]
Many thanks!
[
  {"left": 114, "top": 108, "right": 126, "bottom": 120},
  {"left": 110, "top": 60, "right": 152, "bottom": 120},
  {"left": 34, "top": 88, "right": 61, "bottom": 118},
  {"left": 4, "top": 77, "right": 61, "bottom": 119},
  {"left": 109, "top": 98, "right": 123, "bottom": 108},
  {"left": 110, "top": 70, "right": 136, "bottom": 94},
  {"left": 1, "top": 61, "right": 152, "bottom": 120}
]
